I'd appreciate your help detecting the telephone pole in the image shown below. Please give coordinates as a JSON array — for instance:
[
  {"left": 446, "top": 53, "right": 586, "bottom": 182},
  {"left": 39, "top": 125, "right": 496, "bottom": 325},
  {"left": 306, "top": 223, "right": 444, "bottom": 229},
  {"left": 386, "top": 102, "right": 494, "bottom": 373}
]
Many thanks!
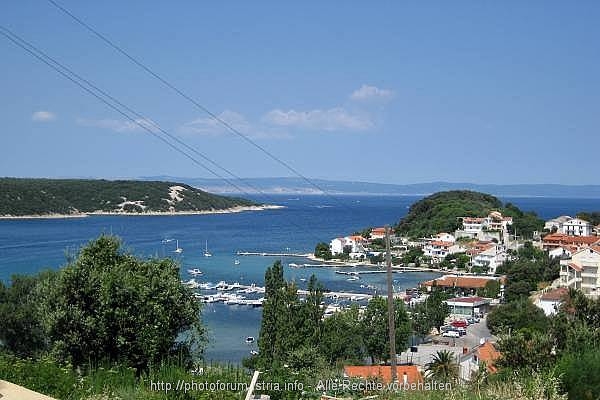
[{"left": 385, "top": 225, "right": 397, "bottom": 382}]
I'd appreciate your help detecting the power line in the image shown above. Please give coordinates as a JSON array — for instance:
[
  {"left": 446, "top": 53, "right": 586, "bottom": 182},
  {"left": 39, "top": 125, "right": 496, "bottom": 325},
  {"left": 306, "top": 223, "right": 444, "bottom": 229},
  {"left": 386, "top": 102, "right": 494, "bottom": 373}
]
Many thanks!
[
  {"left": 46, "top": 0, "right": 355, "bottom": 209},
  {"left": 0, "top": 24, "right": 328, "bottom": 245}
]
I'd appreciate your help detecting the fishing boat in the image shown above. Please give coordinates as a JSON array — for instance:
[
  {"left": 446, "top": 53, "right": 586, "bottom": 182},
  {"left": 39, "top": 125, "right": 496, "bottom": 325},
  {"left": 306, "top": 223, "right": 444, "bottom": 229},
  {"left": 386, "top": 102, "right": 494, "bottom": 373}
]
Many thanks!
[
  {"left": 187, "top": 268, "right": 203, "bottom": 276},
  {"left": 203, "top": 240, "right": 212, "bottom": 257},
  {"left": 174, "top": 240, "right": 183, "bottom": 254}
]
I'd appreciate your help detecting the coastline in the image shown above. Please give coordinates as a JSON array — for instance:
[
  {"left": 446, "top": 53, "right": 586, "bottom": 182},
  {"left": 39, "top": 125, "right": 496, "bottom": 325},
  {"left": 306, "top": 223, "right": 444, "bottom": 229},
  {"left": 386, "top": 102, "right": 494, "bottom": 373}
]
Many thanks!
[{"left": 0, "top": 204, "right": 285, "bottom": 220}]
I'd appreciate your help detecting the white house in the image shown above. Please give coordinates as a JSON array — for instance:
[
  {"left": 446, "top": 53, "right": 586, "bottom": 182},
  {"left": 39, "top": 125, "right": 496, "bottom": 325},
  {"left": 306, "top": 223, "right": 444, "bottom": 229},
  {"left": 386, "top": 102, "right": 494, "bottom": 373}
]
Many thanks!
[
  {"left": 561, "top": 218, "right": 593, "bottom": 237},
  {"left": 457, "top": 212, "right": 513, "bottom": 244},
  {"left": 459, "top": 341, "right": 500, "bottom": 382},
  {"left": 535, "top": 287, "right": 569, "bottom": 316},
  {"left": 472, "top": 244, "right": 507, "bottom": 274},
  {"left": 329, "top": 235, "right": 366, "bottom": 256},
  {"left": 423, "top": 241, "right": 462, "bottom": 262},
  {"left": 559, "top": 247, "right": 600, "bottom": 297}
]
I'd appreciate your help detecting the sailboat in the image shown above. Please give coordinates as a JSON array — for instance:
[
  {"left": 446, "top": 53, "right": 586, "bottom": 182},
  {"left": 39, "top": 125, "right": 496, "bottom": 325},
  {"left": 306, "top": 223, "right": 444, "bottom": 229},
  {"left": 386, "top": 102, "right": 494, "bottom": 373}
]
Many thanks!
[
  {"left": 203, "top": 240, "right": 212, "bottom": 257},
  {"left": 174, "top": 240, "right": 183, "bottom": 254}
]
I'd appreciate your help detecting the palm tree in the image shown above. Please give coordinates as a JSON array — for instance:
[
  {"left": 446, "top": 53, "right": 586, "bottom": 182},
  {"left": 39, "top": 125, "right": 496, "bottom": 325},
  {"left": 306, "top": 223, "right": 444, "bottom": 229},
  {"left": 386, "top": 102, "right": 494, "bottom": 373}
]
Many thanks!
[{"left": 426, "top": 350, "right": 459, "bottom": 383}]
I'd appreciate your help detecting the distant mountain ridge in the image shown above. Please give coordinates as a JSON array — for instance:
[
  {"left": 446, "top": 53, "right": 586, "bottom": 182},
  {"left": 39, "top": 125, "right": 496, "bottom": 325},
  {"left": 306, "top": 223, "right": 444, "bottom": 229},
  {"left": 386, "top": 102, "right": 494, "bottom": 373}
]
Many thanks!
[
  {"left": 0, "top": 178, "right": 257, "bottom": 217},
  {"left": 140, "top": 176, "right": 600, "bottom": 198}
]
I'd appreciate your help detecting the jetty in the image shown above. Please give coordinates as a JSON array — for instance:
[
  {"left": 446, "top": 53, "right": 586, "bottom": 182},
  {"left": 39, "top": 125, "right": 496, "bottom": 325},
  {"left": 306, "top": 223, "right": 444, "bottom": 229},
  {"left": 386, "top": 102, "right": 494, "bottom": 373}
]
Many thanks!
[{"left": 236, "top": 251, "right": 312, "bottom": 257}]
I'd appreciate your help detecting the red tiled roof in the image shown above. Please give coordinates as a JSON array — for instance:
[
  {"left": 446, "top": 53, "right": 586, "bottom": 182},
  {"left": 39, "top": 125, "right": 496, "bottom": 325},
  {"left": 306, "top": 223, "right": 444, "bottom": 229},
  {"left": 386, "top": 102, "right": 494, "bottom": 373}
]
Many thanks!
[
  {"left": 343, "top": 365, "right": 423, "bottom": 385},
  {"left": 447, "top": 296, "right": 485, "bottom": 304},
  {"left": 540, "top": 287, "right": 569, "bottom": 301},
  {"left": 543, "top": 233, "right": 600, "bottom": 246},
  {"left": 422, "top": 276, "right": 502, "bottom": 289},
  {"left": 477, "top": 342, "right": 501, "bottom": 373},
  {"left": 567, "top": 262, "right": 584, "bottom": 272}
]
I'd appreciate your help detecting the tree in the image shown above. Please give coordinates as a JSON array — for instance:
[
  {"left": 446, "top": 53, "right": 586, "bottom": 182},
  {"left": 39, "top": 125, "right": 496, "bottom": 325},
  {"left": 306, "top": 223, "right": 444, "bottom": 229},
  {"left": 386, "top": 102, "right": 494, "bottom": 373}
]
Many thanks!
[
  {"left": 486, "top": 299, "right": 549, "bottom": 335},
  {"left": 362, "top": 297, "right": 411, "bottom": 364},
  {"left": 401, "top": 247, "right": 423, "bottom": 266},
  {"left": 319, "top": 305, "right": 365, "bottom": 364},
  {"left": 426, "top": 350, "right": 459, "bottom": 383},
  {"left": 496, "top": 329, "right": 555, "bottom": 371},
  {"left": 411, "top": 290, "right": 450, "bottom": 337},
  {"left": 477, "top": 279, "right": 501, "bottom": 298},
  {"left": 258, "top": 263, "right": 324, "bottom": 369},
  {"left": 314, "top": 242, "right": 332, "bottom": 260},
  {"left": 41, "top": 236, "right": 203, "bottom": 370},
  {"left": 0, "top": 272, "right": 56, "bottom": 357}
]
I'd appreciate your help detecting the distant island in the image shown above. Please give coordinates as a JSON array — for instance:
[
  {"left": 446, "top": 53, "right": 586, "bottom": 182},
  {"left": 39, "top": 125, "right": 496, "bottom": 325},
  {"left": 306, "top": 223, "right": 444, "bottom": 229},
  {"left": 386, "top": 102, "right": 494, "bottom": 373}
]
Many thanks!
[
  {"left": 140, "top": 176, "right": 600, "bottom": 198},
  {"left": 0, "top": 178, "right": 275, "bottom": 218}
]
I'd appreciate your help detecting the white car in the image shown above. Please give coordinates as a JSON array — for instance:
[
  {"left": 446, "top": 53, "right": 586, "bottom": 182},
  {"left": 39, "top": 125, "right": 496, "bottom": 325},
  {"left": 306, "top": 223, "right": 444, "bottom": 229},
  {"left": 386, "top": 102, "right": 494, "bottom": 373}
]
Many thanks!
[{"left": 442, "top": 330, "right": 460, "bottom": 338}]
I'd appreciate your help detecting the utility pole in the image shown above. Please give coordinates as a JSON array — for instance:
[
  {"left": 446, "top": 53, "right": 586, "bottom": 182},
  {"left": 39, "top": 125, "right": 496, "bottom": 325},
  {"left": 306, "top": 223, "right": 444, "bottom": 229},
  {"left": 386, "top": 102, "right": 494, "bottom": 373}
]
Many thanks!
[{"left": 385, "top": 225, "right": 397, "bottom": 382}]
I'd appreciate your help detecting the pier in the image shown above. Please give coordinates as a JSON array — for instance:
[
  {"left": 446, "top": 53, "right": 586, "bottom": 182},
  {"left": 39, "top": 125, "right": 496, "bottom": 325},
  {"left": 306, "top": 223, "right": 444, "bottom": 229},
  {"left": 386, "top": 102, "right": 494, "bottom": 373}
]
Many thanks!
[{"left": 236, "top": 251, "right": 312, "bottom": 257}]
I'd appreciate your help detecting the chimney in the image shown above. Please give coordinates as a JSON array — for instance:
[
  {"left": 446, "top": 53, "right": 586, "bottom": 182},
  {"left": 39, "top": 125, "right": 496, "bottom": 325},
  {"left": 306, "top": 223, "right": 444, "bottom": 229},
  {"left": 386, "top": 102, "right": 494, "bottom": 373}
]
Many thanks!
[
  {"left": 403, "top": 372, "right": 408, "bottom": 385},
  {"left": 463, "top": 347, "right": 468, "bottom": 354}
]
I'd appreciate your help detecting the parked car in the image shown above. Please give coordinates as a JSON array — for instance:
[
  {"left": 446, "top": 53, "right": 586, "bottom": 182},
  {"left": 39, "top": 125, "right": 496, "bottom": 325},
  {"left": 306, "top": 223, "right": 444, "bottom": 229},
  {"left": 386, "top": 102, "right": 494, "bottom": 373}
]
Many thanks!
[
  {"left": 451, "top": 320, "right": 468, "bottom": 328},
  {"left": 440, "top": 325, "right": 453, "bottom": 333},
  {"left": 442, "top": 330, "right": 460, "bottom": 338},
  {"left": 466, "top": 317, "right": 476, "bottom": 324}
]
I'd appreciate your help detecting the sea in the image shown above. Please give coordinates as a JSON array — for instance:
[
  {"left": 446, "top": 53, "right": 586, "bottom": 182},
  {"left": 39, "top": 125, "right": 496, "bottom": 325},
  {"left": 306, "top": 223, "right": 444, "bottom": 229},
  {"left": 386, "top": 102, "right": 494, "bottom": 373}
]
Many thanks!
[{"left": 0, "top": 194, "right": 598, "bottom": 363}]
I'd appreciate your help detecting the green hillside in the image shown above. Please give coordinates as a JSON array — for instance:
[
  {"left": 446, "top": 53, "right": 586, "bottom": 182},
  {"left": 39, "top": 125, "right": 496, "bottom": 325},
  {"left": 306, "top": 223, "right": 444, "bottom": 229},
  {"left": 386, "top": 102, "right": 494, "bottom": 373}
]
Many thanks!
[
  {"left": 395, "top": 190, "right": 543, "bottom": 238},
  {"left": 0, "top": 178, "right": 257, "bottom": 216}
]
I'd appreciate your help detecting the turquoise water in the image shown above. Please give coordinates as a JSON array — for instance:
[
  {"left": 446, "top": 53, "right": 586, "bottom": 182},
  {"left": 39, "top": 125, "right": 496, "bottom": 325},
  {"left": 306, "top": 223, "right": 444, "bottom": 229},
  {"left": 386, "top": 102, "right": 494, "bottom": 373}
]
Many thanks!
[{"left": 0, "top": 194, "right": 597, "bottom": 362}]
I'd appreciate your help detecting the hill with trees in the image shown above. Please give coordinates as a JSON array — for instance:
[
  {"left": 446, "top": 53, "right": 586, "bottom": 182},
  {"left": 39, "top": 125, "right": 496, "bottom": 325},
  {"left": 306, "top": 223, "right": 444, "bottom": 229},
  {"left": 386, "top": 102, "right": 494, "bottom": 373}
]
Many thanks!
[
  {"left": 395, "top": 190, "right": 543, "bottom": 238},
  {"left": 0, "top": 178, "right": 258, "bottom": 216}
]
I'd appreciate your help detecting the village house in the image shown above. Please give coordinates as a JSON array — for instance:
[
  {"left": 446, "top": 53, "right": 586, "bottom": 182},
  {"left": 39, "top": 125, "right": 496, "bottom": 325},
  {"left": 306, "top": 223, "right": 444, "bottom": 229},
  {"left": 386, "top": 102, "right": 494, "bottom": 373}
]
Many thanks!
[
  {"left": 370, "top": 227, "right": 387, "bottom": 240},
  {"left": 471, "top": 243, "right": 507, "bottom": 274},
  {"left": 421, "top": 275, "right": 504, "bottom": 298},
  {"left": 559, "top": 247, "right": 600, "bottom": 298},
  {"left": 455, "top": 212, "right": 513, "bottom": 244},
  {"left": 330, "top": 235, "right": 367, "bottom": 257},
  {"left": 561, "top": 217, "right": 593, "bottom": 236},
  {"left": 535, "top": 287, "right": 569, "bottom": 316},
  {"left": 542, "top": 232, "right": 599, "bottom": 251},
  {"left": 459, "top": 341, "right": 501, "bottom": 382}
]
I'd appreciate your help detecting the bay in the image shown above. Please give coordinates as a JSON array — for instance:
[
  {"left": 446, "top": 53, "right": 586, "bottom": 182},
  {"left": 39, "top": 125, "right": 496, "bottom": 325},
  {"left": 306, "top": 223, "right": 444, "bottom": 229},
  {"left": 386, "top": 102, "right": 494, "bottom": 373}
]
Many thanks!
[{"left": 0, "top": 194, "right": 597, "bottom": 362}]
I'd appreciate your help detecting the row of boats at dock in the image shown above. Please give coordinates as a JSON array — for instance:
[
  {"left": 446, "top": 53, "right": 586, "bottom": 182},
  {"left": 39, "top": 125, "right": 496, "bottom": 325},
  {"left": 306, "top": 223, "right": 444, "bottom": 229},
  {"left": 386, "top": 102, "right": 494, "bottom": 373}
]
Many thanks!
[{"left": 182, "top": 278, "right": 265, "bottom": 306}]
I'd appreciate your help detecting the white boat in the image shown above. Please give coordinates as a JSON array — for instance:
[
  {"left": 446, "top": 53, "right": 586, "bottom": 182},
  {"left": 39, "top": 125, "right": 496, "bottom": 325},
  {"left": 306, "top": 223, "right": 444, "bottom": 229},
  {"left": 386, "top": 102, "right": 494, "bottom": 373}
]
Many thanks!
[
  {"left": 347, "top": 276, "right": 359, "bottom": 282},
  {"left": 250, "top": 350, "right": 258, "bottom": 355},
  {"left": 203, "top": 240, "right": 212, "bottom": 257},
  {"left": 245, "top": 336, "right": 255, "bottom": 344},
  {"left": 161, "top": 238, "right": 174, "bottom": 244},
  {"left": 183, "top": 279, "right": 201, "bottom": 289},
  {"left": 187, "top": 268, "right": 203, "bottom": 276},
  {"left": 234, "top": 259, "right": 240, "bottom": 265},
  {"left": 174, "top": 240, "right": 183, "bottom": 254}
]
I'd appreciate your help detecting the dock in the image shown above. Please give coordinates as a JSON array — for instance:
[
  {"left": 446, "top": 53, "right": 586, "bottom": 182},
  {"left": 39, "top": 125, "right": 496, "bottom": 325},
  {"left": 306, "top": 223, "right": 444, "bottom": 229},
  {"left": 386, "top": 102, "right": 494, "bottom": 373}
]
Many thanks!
[
  {"left": 236, "top": 251, "right": 312, "bottom": 257},
  {"left": 190, "top": 281, "right": 374, "bottom": 303}
]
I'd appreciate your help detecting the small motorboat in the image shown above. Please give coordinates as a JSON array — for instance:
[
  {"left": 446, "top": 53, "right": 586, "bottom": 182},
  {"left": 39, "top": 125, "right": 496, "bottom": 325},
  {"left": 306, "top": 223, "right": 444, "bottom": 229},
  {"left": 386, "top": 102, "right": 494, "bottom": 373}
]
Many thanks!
[
  {"left": 234, "top": 259, "right": 240, "bottom": 265},
  {"left": 245, "top": 336, "right": 255, "bottom": 344},
  {"left": 187, "top": 268, "right": 203, "bottom": 276}
]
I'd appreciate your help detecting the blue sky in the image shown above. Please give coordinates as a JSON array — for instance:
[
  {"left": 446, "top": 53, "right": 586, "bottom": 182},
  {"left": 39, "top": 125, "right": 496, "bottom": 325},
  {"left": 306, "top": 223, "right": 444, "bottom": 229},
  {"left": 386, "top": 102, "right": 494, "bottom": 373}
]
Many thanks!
[{"left": 1, "top": 1, "right": 599, "bottom": 185}]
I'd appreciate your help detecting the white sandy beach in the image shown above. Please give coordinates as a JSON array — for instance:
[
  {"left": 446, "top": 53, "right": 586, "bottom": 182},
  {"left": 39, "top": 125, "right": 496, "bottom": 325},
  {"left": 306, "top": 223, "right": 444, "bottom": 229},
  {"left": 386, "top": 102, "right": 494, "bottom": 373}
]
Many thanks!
[{"left": 0, "top": 204, "right": 285, "bottom": 220}]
